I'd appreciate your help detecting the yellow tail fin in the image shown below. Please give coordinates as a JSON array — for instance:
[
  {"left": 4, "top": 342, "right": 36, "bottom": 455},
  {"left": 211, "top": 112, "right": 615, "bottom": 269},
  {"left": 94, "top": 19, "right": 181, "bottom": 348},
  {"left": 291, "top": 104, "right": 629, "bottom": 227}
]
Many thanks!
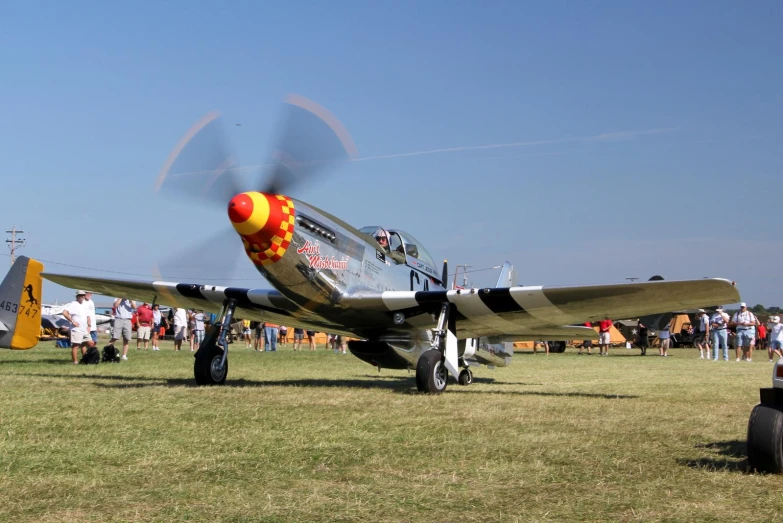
[{"left": 0, "top": 256, "right": 44, "bottom": 350}]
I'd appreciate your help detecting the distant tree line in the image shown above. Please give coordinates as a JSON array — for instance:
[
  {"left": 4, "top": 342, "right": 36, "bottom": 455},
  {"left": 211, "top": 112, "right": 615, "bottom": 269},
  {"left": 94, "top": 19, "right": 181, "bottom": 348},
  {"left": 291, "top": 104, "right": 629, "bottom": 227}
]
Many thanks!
[{"left": 723, "top": 304, "right": 781, "bottom": 315}]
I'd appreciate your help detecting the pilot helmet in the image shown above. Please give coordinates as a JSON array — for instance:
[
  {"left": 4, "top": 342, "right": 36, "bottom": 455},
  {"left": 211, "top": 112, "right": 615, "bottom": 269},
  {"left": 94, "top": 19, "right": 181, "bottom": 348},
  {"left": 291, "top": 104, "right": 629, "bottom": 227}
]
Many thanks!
[{"left": 373, "top": 228, "right": 389, "bottom": 242}]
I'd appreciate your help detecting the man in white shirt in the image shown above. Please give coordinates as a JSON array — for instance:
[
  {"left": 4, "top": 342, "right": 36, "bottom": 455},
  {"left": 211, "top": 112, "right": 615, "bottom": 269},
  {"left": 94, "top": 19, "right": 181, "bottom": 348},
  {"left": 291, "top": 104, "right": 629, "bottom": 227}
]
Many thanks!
[
  {"left": 172, "top": 308, "right": 188, "bottom": 351},
  {"left": 709, "top": 306, "right": 730, "bottom": 361},
  {"left": 61, "top": 290, "right": 95, "bottom": 364},
  {"left": 695, "top": 310, "right": 711, "bottom": 359},
  {"left": 731, "top": 302, "right": 758, "bottom": 362},
  {"left": 767, "top": 316, "right": 783, "bottom": 361},
  {"left": 110, "top": 297, "right": 137, "bottom": 361},
  {"left": 84, "top": 291, "right": 98, "bottom": 344}
]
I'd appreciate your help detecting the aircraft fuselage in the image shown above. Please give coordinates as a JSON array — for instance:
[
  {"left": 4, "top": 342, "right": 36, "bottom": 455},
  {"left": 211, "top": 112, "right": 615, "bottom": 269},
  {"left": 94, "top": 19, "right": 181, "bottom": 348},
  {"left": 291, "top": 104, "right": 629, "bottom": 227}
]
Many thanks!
[{"left": 227, "top": 192, "right": 509, "bottom": 369}]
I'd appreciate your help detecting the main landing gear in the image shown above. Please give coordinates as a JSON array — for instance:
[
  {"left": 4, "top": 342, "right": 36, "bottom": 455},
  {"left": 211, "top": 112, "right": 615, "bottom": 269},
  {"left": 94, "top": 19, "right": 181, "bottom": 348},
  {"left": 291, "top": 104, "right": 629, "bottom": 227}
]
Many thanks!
[
  {"left": 747, "top": 361, "right": 783, "bottom": 473},
  {"left": 415, "top": 302, "right": 473, "bottom": 394},
  {"left": 194, "top": 299, "right": 236, "bottom": 385}
]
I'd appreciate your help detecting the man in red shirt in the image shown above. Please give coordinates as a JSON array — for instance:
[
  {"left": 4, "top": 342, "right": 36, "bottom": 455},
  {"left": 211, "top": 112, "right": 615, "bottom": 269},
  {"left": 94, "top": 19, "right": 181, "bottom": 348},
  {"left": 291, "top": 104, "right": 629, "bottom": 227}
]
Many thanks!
[
  {"left": 757, "top": 322, "right": 768, "bottom": 354},
  {"left": 598, "top": 319, "right": 613, "bottom": 356},
  {"left": 135, "top": 302, "right": 154, "bottom": 350}
]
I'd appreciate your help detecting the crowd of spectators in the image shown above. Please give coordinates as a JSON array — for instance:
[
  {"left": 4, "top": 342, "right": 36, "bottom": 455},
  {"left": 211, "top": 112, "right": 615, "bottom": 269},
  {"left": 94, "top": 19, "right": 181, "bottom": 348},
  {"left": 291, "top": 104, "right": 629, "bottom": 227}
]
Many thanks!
[{"left": 64, "top": 294, "right": 783, "bottom": 364}]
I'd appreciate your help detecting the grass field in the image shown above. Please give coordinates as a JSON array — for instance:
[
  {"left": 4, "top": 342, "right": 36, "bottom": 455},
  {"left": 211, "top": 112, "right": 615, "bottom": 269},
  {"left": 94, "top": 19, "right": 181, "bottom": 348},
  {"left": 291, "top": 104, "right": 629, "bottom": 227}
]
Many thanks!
[{"left": 1, "top": 339, "right": 780, "bottom": 522}]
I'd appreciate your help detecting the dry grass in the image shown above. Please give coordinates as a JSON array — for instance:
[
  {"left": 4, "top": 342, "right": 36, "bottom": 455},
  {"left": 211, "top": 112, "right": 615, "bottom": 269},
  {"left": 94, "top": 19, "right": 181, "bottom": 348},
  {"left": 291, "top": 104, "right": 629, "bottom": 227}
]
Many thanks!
[{"left": 1, "top": 338, "right": 780, "bottom": 522}]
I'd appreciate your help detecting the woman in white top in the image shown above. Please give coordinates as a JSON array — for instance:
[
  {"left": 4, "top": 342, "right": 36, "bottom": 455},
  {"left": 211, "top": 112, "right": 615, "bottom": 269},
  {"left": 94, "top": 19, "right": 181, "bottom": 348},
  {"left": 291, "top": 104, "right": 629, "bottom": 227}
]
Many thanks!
[{"left": 767, "top": 316, "right": 783, "bottom": 361}]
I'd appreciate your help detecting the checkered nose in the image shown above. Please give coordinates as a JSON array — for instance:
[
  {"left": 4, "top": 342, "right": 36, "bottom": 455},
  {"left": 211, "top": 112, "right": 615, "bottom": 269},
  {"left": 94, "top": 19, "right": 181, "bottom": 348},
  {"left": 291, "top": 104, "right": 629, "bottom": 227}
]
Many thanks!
[{"left": 228, "top": 192, "right": 296, "bottom": 265}]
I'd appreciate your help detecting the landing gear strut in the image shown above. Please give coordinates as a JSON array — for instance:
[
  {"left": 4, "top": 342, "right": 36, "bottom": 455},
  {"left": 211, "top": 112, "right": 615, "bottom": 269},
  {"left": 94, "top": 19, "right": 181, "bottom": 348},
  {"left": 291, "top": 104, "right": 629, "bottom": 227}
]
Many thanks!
[
  {"left": 415, "top": 301, "right": 465, "bottom": 394},
  {"left": 194, "top": 299, "right": 236, "bottom": 386}
]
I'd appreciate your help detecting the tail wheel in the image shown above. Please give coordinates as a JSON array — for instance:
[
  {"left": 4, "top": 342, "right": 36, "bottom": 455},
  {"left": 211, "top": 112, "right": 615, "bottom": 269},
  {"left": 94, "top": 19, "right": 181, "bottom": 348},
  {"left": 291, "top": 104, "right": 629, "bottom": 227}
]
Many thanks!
[
  {"left": 747, "top": 404, "right": 783, "bottom": 473},
  {"left": 194, "top": 342, "right": 228, "bottom": 385},
  {"left": 416, "top": 349, "right": 448, "bottom": 394},
  {"left": 458, "top": 368, "right": 473, "bottom": 386}
]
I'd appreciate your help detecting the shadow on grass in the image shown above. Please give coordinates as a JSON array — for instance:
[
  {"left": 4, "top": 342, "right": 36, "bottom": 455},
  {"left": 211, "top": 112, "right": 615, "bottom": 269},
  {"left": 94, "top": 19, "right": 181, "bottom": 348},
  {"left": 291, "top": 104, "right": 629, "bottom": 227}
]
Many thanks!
[
  {"left": 695, "top": 440, "right": 746, "bottom": 458},
  {"left": 450, "top": 389, "right": 638, "bottom": 399},
  {"left": 0, "top": 358, "right": 72, "bottom": 366},
  {"left": 514, "top": 352, "right": 650, "bottom": 358},
  {"left": 680, "top": 440, "right": 749, "bottom": 473},
  {"left": 17, "top": 372, "right": 419, "bottom": 392},
  {"left": 15, "top": 372, "right": 633, "bottom": 399}
]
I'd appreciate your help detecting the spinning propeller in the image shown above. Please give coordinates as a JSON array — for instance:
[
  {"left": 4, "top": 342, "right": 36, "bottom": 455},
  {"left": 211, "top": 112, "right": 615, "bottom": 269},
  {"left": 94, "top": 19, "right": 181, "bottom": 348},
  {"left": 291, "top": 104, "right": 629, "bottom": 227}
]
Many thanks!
[{"left": 153, "top": 95, "right": 357, "bottom": 281}]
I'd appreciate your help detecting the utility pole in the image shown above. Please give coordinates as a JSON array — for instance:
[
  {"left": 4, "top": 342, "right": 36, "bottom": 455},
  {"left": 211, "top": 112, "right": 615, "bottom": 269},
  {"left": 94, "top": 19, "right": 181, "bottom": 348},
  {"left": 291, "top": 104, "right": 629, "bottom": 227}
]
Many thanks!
[
  {"left": 463, "top": 265, "right": 471, "bottom": 289},
  {"left": 6, "top": 225, "right": 25, "bottom": 266},
  {"left": 452, "top": 264, "right": 472, "bottom": 289}
]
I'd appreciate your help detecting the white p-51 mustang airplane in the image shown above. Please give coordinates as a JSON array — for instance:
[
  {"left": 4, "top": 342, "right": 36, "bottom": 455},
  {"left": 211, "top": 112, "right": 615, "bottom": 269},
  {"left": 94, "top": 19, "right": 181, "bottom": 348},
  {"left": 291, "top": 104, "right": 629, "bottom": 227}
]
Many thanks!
[{"left": 40, "top": 96, "right": 741, "bottom": 393}]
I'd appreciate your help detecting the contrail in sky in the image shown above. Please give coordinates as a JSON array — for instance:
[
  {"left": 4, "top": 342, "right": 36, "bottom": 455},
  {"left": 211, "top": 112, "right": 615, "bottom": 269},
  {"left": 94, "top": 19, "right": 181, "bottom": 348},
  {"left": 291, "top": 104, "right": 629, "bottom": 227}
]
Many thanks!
[
  {"left": 163, "top": 127, "right": 679, "bottom": 177},
  {"left": 352, "top": 127, "right": 679, "bottom": 162}
]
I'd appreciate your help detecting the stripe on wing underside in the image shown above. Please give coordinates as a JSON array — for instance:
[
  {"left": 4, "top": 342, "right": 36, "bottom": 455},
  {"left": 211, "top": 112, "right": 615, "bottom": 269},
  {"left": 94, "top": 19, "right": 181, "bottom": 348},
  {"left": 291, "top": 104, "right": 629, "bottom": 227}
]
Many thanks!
[
  {"left": 224, "top": 287, "right": 295, "bottom": 317},
  {"left": 176, "top": 283, "right": 206, "bottom": 301},
  {"left": 477, "top": 288, "right": 526, "bottom": 314},
  {"left": 409, "top": 291, "right": 470, "bottom": 323}
]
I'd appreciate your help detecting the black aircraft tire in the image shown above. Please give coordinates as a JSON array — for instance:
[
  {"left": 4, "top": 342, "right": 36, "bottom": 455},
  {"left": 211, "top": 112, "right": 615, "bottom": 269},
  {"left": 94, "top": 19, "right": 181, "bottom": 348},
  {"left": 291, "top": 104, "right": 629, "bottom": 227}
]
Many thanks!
[
  {"left": 549, "top": 341, "right": 566, "bottom": 353},
  {"left": 416, "top": 349, "right": 448, "bottom": 394},
  {"left": 194, "top": 343, "right": 228, "bottom": 386},
  {"left": 458, "top": 368, "right": 473, "bottom": 386},
  {"left": 747, "top": 404, "right": 783, "bottom": 473}
]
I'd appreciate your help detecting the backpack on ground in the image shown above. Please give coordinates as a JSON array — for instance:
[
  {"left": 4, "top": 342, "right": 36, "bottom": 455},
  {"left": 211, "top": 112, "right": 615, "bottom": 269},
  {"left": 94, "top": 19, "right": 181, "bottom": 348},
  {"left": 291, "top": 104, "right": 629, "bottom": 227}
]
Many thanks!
[
  {"left": 101, "top": 345, "right": 121, "bottom": 363},
  {"left": 81, "top": 346, "right": 101, "bottom": 365}
]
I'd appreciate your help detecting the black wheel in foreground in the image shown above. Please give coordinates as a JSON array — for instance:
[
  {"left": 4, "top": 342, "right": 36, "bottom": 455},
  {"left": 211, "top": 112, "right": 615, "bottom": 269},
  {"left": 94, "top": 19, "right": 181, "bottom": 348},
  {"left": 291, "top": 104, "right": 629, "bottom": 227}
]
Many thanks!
[
  {"left": 194, "top": 341, "right": 228, "bottom": 385},
  {"left": 747, "top": 404, "right": 783, "bottom": 473},
  {"left": 416, "top": 349, "right": 448, "bottom": 394},
  {"left": 458, "top": 368, "right": 473, "bottom": 386}
]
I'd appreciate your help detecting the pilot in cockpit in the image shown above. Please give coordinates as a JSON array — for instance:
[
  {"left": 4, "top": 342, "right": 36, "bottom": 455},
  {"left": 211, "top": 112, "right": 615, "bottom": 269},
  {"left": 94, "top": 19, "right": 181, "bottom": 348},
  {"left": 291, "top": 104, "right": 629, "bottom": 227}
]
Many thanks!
[{"left": 373, "top": 228, "right": 391, "bottom": 254}]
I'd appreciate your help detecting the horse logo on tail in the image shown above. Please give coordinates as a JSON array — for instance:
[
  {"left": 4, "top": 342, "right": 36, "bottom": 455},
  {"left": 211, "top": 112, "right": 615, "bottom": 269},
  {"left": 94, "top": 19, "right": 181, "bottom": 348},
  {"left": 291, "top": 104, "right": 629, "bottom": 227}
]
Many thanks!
[{"left": 24, "top": 284, "right": 39, "bottom": 306}]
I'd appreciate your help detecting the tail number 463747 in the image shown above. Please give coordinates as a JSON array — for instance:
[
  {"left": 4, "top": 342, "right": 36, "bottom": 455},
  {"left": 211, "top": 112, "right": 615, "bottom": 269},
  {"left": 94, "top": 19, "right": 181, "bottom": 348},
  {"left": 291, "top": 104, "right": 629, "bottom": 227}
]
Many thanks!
[{"left": 0, "top": 301, "right": 38, "bottom": 318}]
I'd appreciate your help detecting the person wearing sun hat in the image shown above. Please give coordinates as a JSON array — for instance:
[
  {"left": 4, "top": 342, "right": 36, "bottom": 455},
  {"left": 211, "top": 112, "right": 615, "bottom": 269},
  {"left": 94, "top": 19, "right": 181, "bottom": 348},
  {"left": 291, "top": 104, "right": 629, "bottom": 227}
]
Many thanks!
[
  {"left": 731, "top": 302, "right": 759, "bottom": 362},
  {"left": 61, "top": 290, "right": 95, "bottom": 364},
  {"left": 83, "top": 291, "right": 98, "bottom": 345},
  {"left": 709, "top": 306, "right": 730, "bottom": 361},
  {"left": 767, "top": 316, "right": 783, "bottom": 361}
]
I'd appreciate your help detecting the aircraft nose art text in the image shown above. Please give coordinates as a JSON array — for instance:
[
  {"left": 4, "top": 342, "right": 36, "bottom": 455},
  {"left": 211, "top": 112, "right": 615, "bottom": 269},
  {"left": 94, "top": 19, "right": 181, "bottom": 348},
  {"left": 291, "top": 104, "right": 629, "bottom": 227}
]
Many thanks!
[{"left": 228, "top": 192, "right": 295, "bottom": 265}]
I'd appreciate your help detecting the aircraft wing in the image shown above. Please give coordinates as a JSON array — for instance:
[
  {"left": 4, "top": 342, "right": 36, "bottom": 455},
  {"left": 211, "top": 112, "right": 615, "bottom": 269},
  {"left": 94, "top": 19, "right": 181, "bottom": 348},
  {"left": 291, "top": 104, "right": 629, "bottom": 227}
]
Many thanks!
[
  {"left": 40, "top": 274, "right": 350, "bottom": 333},
  {"left": 341, "top": 278, "right": 740, "bottom": 339}
]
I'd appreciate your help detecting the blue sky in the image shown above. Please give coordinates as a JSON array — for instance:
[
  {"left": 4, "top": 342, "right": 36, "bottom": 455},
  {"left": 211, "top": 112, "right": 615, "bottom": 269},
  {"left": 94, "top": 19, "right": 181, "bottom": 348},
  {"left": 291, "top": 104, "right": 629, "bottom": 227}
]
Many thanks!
[{"left": 1, "top": 1, "right": 781, "bottom": 306}]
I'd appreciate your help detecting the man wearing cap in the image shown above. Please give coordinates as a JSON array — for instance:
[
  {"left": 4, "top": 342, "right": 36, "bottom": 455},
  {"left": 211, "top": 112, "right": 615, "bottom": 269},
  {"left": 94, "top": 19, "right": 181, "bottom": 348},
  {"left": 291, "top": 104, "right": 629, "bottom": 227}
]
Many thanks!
[
  {"left": 110, "top": 297, "right": 136, "bottom": 361},
  {"left": 767, "top": 316, "right": 783, "bottom": 361},
  {"left": 695, "top": 310, "right": 711, "bottom": 359},
  {"left": 731, "top": 302, "right": 758, "bottom": 362},
  {"left": 84, "top": 291, "right": 98, "bottom": 345},
  {"left": 61, "top": 290, "right": 95, "bottom": 364},
  {"left": 709, "top": 306, "right": 730, "bottom": 361}
]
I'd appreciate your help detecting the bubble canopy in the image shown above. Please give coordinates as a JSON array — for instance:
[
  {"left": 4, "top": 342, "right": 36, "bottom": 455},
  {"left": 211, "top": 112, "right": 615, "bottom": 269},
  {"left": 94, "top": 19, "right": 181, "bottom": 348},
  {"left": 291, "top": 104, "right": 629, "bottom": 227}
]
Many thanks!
[{"left": 359, "top": 226, "right": 437, "bottom": 268}]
